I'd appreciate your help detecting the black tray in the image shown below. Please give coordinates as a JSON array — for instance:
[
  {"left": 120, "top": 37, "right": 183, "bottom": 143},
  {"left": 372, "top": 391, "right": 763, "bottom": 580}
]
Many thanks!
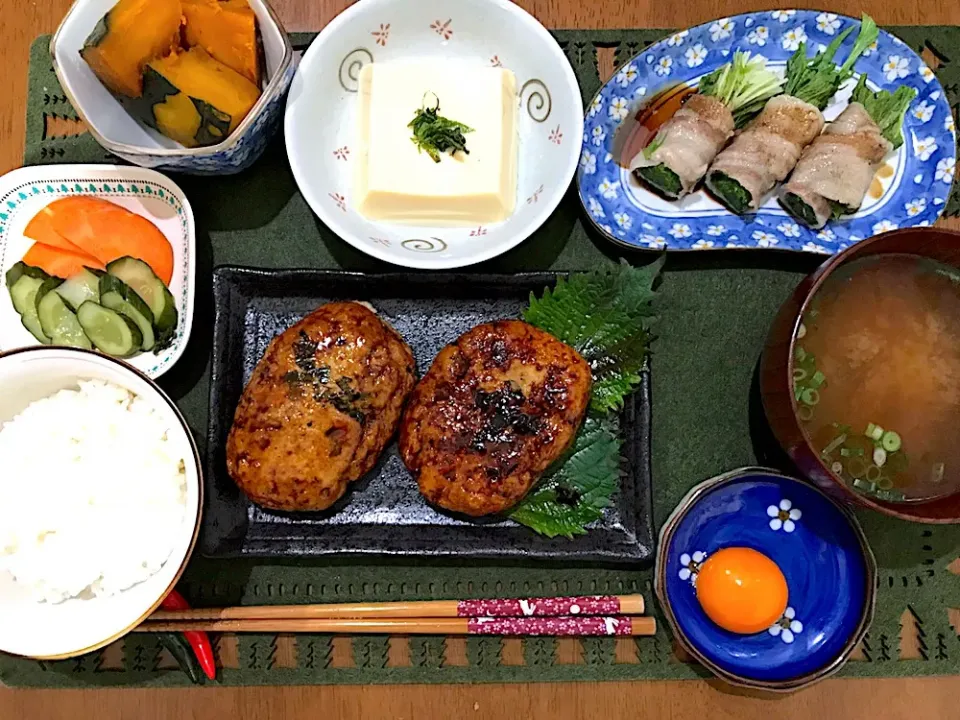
[{"left": 202, "top": 267, "right": 654, "bottom": 565}]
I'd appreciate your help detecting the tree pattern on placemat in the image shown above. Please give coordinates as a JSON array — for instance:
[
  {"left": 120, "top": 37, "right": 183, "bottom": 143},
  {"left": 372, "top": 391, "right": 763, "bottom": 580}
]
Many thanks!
[
  {"left": 582, "top": 637, "right": 616, "bottom": 666},
  {"left": 466, "top": 636, "right": 503, "bottom": 668},
  {"left": 239, "top": 635, "right": 274, "bottom": 671},
  {"left": 409, "top": 636, "right": 446, "bottom": 670},
  {"left": 353, "top": 636, "right": 390, "bottom": 670},
  {"left": 523, "top": 637, "right": 557, "bottom": 667},
  {"left": 297, "top": 636, "right": 333, "bottom": 671}
]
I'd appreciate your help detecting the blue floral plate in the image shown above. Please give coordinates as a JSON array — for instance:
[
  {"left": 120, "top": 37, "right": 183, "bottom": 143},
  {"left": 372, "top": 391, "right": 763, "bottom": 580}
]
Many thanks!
[
  {"left": 655, "top": 467, "right": 876, "bottom": 692},
  {"left": 578, "top": 10, "right": 957, "bottom": 253}
]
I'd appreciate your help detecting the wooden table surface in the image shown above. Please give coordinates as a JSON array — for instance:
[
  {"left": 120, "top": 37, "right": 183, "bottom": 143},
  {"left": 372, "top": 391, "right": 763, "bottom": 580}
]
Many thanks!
[{"left": 1, "top": 0, "right": 959, "bottom": 717}]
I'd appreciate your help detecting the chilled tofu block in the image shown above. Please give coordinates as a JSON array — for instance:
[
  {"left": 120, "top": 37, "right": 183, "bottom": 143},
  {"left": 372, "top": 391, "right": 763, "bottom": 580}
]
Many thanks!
[{"left": 353, "top": 62, "right": 518, "bottom": 225}]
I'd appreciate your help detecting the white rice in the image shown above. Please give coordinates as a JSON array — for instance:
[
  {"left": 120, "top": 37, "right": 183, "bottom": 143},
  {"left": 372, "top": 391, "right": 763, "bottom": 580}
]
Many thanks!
[{"left": 0, "top": 379, "right": 187, "bottom": 604}]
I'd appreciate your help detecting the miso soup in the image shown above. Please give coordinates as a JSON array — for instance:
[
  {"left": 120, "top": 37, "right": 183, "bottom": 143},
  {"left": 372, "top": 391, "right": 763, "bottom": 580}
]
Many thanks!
[{"left": 794, "top": 254, "right": 960, "bottom": 502}]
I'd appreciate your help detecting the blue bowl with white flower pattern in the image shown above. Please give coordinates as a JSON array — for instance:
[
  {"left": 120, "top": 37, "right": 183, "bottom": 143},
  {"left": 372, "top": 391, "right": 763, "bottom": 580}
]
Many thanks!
[
  {"left": 578, "top": 10, "right": 956, "bottom": 254},
  {"left": 655, "top": 467, "right": 876, "bottom": 692}
]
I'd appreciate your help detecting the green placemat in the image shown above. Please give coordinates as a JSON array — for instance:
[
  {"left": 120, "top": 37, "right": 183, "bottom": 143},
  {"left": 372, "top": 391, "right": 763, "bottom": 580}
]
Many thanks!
[{"left": 3, "top": 29, "right": 959, "bottom": 689}]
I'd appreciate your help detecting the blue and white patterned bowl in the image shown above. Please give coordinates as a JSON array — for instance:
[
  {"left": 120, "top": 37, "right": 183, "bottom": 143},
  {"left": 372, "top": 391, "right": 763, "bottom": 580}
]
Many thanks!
[
  {"left": 655, "top": 467, "right": 876, "bottom": 692},
  {"left": 578, "top": 10, "right": 957, "bottom": 253},
  {"left": 50, "top": 0, "right": 294, "bottom": 175}
]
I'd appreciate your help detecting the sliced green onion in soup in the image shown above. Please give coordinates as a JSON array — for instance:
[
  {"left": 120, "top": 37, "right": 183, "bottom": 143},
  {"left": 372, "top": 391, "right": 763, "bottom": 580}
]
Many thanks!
[
  {"left": 866, "top": 465, "right": 883, "bottom": 482},
  {"left": 876, "top": 488, "right": 907, "bottom": 502},
  {"left": 809, "top": 370, "right": 826, "bottom": 389},
  {"left": 793, "top": 367, "right": 809, "bottom": 382},
  {"left": 853, "top": 478, "right": 876, "bottom": 493},
  {"left": 881, "top": 431, "right": 902, "bottom": 453},
  {"left": 798, "top": 405, "right": 814, "bottom": 422},
  {"left": 846, "top": 457, "right": 868, "bottom": 478},
  {"left": 873, "top": 447, "right": 887, "bottom": 467},
  {"left": 800, "top": 388, "right": 820, "bottom": 406},
  {"left": 822, "top": 434, "right": 847, "bottom": 456}
]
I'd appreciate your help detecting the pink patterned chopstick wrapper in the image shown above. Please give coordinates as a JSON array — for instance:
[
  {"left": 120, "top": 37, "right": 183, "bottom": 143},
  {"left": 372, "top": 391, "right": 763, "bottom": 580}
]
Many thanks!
[
  {"left": 467, "top": 615, "right": 634, "bottom": 636},
  {"left": 457, "top": 595, "right": 622, "bottom": 618}
]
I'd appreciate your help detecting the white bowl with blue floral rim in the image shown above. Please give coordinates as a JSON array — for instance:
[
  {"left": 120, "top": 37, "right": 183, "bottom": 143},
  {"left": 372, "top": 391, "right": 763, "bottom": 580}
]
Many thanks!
[
  {"left": 50, "top": 0, "right": 295, "bottom": 175},
  {"left": 578, "top": 10, "right": 957, "bottom": 254},
  {"left": 285, "top": 0, "right": 584, "bottom": 270},
  {"left": 0, "top": 164, "right": 195, "bottom": 379},
  {"left": 655, "top": 467, "right": 877, "bottom": 692}
]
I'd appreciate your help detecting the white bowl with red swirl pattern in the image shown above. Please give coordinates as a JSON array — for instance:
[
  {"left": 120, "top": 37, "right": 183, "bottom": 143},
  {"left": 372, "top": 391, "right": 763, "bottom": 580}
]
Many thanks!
[{"left": 285, "top": 0, "right": 583, "bottom": 269}]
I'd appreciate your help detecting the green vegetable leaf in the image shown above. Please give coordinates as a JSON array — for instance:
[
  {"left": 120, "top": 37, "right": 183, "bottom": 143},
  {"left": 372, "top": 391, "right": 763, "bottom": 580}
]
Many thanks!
[
  {"left": 850, "top": 73, "right": 917, "bottom": 149},
  {"left": 707, "top": 171, "right": 752, "bottom": 214},
  {"left": 784, "top": 14, "right": 878, "bottom": 110},
  {"left": 523, "top": 257, "right": 663, "bottom": 414},
  {"left": 643, "top": 133, "right": 665, "bottom": 159},
  {"left": 508, "top": 416, "right": 622, "bottom": 538},
  {"left": 409, "top": 93, "right": 473, "bottom": 163},
  {"left": 698, "top": 51, "right": 784, "bottom": 127},
  {"left": 634, "top": 162, "right": 683, "bottom": 199},
  {"left": 780, "top": 191, "right": 821, "bottom": 227},
  {"left": 510, "top": 259, "right": 663, "bottom": 538}
]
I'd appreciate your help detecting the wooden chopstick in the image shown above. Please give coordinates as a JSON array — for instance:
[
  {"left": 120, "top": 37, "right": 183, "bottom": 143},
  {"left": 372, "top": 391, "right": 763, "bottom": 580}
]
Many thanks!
[
  {"left": 148, "top": 593, "right": 645, "bottom": 622},
  {"left": 136, "top": 615, "right": 656, "bottom": 637}
]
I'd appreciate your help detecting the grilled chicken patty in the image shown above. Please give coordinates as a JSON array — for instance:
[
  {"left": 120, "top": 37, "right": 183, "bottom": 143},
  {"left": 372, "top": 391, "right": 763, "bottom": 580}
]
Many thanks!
[
  {"left": 227, "top": 302, "right": 416, "bottom": 511},
  {"left": 399, "top": 320, "right": 592, "bottom": 517}
]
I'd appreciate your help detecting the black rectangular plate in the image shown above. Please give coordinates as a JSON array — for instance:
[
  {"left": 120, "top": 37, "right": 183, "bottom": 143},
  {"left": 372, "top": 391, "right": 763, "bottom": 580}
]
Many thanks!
[{"left": 202, "top": 267, "right": 654, "bottom": 565}]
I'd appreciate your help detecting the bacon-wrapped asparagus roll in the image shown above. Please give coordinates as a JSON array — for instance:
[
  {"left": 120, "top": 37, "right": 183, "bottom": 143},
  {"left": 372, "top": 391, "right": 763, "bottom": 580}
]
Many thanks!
[
  {"left": 705, "top": 15, "right": 878, "bottom": 213},
  {"left": 630, "top": 52, "right": 781, "bottom": 199},
  {"left": 780, "top": 75, "right": 917, "bottom": 228}
]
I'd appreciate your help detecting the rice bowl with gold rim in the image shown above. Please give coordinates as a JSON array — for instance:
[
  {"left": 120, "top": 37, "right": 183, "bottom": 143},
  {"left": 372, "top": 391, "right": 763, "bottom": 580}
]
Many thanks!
[{"left": 0, "top": 347, "right": 201, "bottom": 659}]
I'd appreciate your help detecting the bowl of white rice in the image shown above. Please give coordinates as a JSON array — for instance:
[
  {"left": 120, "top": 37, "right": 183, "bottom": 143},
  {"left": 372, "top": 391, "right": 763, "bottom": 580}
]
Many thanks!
[{"left": 0, "top": 346, "right": 201, "bottom": 659}]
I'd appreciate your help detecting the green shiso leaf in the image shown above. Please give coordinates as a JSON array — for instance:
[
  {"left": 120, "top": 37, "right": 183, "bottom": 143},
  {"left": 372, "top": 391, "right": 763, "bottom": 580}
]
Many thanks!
[
  {"left": 523, "top": 257, "right": 663, "bottom": 414},
  {"left": 780, "top": 191, "right": 820, "bottom": 227},
  {"left": 707, "top": 171, "right": 752, "bottom": 214},
  {"left": 698, "top": 51, "right": 784, "bottom": 127},
  {"left": 510, "top": 258, "right": 663, "bottom": 538},
  {"left": 633, "top": 162, "right": 683, "bottom": 198},
  {"left": 508, "top": 416, "right": 621, "bottom": 539},
  {"left": 784, "top": 14, "right": 878, "bottom": 110},
  {"left": 851, "top": 73, "right": 917, "bottom": 149}
]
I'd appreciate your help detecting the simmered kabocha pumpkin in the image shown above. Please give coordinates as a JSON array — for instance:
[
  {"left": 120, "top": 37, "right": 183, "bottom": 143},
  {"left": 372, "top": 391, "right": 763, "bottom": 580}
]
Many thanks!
[
  {"left": 128, "top": 47, "right": 261, "bottom": 148},
  {"left": 80, "top": 0, "right": 183, "bottom": 98},
  {"left": 181, "top": 0, "right": 262, "bottom": 87}
]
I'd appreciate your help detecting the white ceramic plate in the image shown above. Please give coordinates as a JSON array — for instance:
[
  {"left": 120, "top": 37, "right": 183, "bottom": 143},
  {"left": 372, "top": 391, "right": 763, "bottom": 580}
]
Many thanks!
[
  {"left": 0, "top": 165, "right": 195, "bottom": 378},
  {"left": 0, "top": 347, "right": 202, "bottom": 659},
  {"left": 285, "top": 0, "right": 583, "bottom": 269}
]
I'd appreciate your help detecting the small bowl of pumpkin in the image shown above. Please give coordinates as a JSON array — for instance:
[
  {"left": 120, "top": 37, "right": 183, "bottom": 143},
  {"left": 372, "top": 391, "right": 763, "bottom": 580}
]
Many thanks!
[{"left": 51, "top": 0, "right": 294, "bottom": 175}]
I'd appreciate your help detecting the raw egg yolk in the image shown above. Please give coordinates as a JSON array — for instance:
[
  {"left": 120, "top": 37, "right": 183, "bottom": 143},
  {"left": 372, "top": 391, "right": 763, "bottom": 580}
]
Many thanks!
[{"left": 695, "top": 547, "right": 788, "bottom": 634}]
